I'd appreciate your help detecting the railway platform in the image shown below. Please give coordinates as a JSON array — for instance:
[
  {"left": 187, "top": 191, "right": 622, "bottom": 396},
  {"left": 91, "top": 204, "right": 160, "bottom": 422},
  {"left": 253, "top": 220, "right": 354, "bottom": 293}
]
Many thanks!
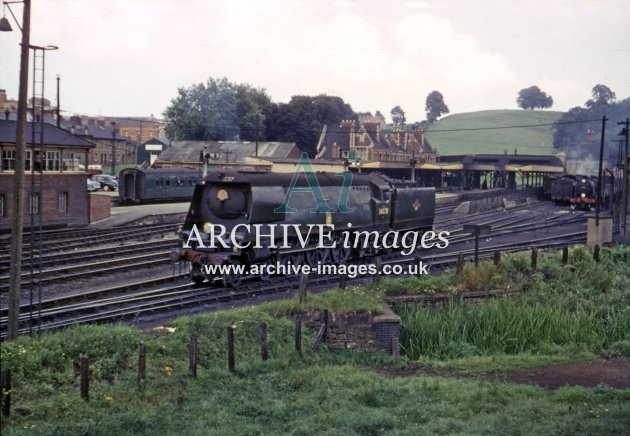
[
  {"left": 89, "top": 200, "right": 189, "bottom": 228},
  {"left": 89, "top": 187, "right": 540, "bottom": 228}
]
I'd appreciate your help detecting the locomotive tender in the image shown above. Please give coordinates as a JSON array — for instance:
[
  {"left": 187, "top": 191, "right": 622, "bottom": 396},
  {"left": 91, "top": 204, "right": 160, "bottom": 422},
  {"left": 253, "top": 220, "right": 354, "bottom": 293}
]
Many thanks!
[{"left": 174, "top": 170, "right": 436, "bottom": 285}]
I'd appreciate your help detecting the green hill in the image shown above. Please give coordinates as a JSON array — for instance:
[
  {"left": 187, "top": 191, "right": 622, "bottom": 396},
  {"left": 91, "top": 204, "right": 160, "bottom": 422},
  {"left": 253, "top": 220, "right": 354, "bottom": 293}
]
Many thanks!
[{"left": 425, "top": 109, "right": 563, "bottom": 156}]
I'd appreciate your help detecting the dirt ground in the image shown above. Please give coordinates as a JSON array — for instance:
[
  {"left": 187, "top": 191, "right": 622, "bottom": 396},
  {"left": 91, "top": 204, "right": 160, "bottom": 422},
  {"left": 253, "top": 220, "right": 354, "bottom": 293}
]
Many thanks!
[
  {"left": 376, "top": 357, "right": 630, "bottom": 389},
  {"left": 505, "top": 357, "right": 630, "bottom": 389}
]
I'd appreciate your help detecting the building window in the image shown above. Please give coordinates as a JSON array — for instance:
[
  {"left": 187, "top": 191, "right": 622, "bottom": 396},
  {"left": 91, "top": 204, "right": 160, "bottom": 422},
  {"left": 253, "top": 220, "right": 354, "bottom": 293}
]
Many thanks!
[
  {"left": 29, "top": 193, "right": 40, "bottom": 215},
  {"left": 2, "top": 150, "right": 16, "bottom": 171},
  {"left": 63, "top": 152, "right": 78, "bottom": 171},
  {"left": 58, "top": 192, "right": 68, "bottom": 213},
  {"left": 0, "top": 194, "right": 5, "bottom": 217},
  {"left": 47, "top": 151, "right": 60, "bottom": 171},
  {"left": 25, "top": 150, "right": 31, "bottom": 171},
  {"left": 33, "top": 150, "right": 44, "bottom": 172}
]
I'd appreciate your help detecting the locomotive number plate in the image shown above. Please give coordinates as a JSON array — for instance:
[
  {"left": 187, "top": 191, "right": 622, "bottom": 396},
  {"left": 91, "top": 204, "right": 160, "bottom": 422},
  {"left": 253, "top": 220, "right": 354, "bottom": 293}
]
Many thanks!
[{"left": 377, "top": 206, "right": 389, "bottom": 216}]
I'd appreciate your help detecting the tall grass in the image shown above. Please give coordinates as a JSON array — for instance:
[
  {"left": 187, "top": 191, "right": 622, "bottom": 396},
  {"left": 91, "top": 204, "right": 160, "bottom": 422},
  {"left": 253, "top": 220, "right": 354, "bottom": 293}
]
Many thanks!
[{"left": 400, "top": 298, "right": 630, "bottom": 360}]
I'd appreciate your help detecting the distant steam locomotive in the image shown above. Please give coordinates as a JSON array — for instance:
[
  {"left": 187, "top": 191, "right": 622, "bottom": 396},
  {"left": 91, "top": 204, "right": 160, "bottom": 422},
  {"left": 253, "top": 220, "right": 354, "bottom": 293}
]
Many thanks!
[
  {"left": 546, "top": 174, "right": 612, "bottom": 210},
  {"left": 173, "top": 170, "right": 437, "bottom": 286}
]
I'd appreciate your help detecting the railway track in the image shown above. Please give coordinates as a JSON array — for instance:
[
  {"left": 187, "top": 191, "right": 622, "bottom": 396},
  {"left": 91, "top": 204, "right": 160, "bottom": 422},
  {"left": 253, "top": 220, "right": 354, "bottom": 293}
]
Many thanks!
[
  {"left": 0, "top": 239, "right": 178, "bottom": 275},
  {"left": 0, "top": 251, "right": 172, "bottom": 293},
  {"left": 0, "top": 222, "right": 178, "bottom": 259},
  {"left": 0, "top": 201, "right": 589, "bottom": 338}
]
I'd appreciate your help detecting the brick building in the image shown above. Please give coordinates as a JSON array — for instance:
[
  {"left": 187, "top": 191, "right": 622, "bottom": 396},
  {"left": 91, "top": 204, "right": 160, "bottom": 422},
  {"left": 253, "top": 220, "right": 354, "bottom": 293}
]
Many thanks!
[
  {"left": 315, "top": 118, "right": 436, "bottom": 164},
  {"left": 73, "top": 124, "right": 130, "bottom": 169},
  {"left": 0, "top": 120, "right": 95, "bottom": 231},
  {"left": 62, "top": 115, "right": 164, "bottom": 171}
]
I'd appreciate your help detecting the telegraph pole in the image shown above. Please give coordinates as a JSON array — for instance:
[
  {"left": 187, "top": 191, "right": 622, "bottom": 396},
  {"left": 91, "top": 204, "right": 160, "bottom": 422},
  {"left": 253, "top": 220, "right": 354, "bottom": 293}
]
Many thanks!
[
  {"left": 596, "top": 116, "right": 607, "bottom": 226},
  {"left": 255, "top": 112, "right": 260, "bottom": 157},
  {"left": 619, "top": 118, "right": 629, "bottom": 238},
  {"left": 110, "top": 121, "right": 116, "bottom": 176},
  {"left": 7, "top": 0, "right": 31, "bottom": 340},
  {"left": 56, "top": 74, "right": 60, "bottom": 128}
]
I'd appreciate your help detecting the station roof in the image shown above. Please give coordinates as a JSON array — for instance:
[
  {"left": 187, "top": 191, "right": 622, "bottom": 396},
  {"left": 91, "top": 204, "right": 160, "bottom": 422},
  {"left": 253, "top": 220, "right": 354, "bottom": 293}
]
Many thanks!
[
  {"left": 348, "top": 153, "right": 564, "bottom": 173},
  {"left": 439, "top": 153, "right": 564, "bottom": 173},
  {"left": 0, "top": 120, "right": 95, "bottom": 148},
  {"left": 156, "top": 140, "right": 301, "bottom": 164}
]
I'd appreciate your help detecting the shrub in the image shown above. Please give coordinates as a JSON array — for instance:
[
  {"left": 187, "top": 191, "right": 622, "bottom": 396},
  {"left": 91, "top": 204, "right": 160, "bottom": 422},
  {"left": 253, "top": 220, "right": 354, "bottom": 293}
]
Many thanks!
[{"left": 458, "top": 261, "right": 505, "bottom": 291}]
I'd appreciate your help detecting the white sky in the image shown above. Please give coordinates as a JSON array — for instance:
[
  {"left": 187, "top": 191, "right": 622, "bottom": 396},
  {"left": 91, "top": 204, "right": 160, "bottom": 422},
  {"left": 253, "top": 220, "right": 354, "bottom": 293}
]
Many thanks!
[{"left": 0, "top": 0, "right": 628, "bottom": 122}]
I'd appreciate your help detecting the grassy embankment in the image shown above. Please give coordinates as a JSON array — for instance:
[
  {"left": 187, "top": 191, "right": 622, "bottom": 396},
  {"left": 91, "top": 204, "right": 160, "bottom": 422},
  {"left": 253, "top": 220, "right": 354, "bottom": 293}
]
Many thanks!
[
  {"left": 425, "top": 109, "right": 563, "bottom": 156},
  {"left": 1, "top": 245, "right": 629, "bottom": 434}
]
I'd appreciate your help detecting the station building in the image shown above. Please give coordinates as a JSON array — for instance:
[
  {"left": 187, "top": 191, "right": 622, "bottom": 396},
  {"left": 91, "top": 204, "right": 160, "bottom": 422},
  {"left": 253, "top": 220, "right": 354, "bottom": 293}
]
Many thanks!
[
  {"left": 314, "top": 119, "right": 564, "bottom": 188},
  {"left": 0, "top": 120, "right": 95, "bottom": 231}
]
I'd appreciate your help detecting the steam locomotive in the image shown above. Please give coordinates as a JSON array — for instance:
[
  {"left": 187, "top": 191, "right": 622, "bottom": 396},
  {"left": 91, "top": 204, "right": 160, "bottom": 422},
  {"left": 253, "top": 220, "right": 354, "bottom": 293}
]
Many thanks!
[
  {"left": 173, "top": 170, "right": 436, "bottom": 286},
  {"left": 547, "top": 174, "right": 612, "bottom": 210}
]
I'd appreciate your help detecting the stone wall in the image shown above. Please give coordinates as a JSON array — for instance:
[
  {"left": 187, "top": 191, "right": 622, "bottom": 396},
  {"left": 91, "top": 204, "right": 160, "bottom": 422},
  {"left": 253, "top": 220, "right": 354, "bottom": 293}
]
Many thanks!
[{"left": 302, "top": 304, "right": 400, "bottom": 353}]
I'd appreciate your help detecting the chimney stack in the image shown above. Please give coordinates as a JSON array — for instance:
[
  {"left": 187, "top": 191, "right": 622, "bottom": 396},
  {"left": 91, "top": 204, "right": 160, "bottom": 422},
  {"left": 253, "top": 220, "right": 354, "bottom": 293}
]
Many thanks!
[{"left": 0, "top": 89, "right": 6, "bottom": 110}]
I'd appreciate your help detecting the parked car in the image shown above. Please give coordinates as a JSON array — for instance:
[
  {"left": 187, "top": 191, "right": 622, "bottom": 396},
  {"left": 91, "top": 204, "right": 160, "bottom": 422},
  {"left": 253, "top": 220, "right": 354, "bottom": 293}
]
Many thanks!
[
  {"left": 87, "top": 179, "right": 101, "bottom": 192},
  {"left": 92, "top": 174, "right": 119, "bottom": 191}
]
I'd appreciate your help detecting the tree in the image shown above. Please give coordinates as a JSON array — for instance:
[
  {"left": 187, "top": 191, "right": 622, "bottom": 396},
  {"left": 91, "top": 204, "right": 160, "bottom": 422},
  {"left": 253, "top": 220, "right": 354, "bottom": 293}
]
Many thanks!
[
  {"left": 552, "top": 83, "right": 626, "bottom": 150},
  {"left": 266, "top": 94, "right": 356, "bottom": 156},
  {"left": 516, "top": 86, "right": 553, "bottom": 110},
  {"left": 425, "top": 91, "right": 450, "bottom": 123},
  {"left": 553, "top": 95, "right": 629, "bottom": 150},
  {"left": 585, "top": 84, "right": 616, "bottom": 108},
  {"left": 164, "top": 77, "right": 273, "bottom": 141},
  {"left": 374, "top": 110, "right": 386, "bottom": 125},
  {"left": 390, "top": 105, "right": 406, "bottom": 128}
]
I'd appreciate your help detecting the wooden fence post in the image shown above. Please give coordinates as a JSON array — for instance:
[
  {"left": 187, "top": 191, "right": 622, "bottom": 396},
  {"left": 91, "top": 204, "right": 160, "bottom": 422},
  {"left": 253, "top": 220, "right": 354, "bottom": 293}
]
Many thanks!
[
  {"left": 1, "top": 368, "right": 10, "bottom": 417},
  {"left": 456, "top": 253, "right": 464, "bottom": 275},
  {"left": 593, "top": 245, "right": 600, "bottom": 262},
  {"left": 138, "top": 344, "right": 146, "bottom": 383},
  {"left": 339, "top": 273, "right": 347, "bottom": 290},
  {"left": 391, "top": 337, "right": 400, "bottom": 363},
  {"left": 374, "top": 257, "right": 382, "bottom": 284},
  {"left": 531, "top": 247, "right": 538, "bottom": 271},
  {"left": 493, "top": 251, "right": 501, "bottom": 267},
  {"left": 80, "top": 356, "right": 89, "bottom": 401},
  {"left": 295, "top": 318, "right": 302, "bottom": 355},
  {"left": 227, "top": 326, "right": 235, "bottom": 373},
  {"left": 562, "top": 246, "right": 569, "bottom": 265},
  {"left": 189, "top": 335, "right": 198, "bottom": 378},
  {"left": 414, "top": 255, "right": 423, "bottom": 278},
  {"left": 299, "top": 274, "right": 308, "bottom": 304},
  {"left": 259, "top": 322, "right": 268, "bottom": 361}
]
